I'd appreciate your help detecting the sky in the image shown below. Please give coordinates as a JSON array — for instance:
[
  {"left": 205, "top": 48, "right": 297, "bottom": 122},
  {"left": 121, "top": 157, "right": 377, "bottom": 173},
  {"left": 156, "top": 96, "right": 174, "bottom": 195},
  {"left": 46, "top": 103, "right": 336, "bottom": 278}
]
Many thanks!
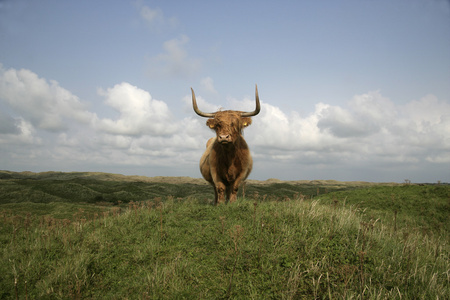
[{"left": 0, "top": 0, "right": 449, "bottom": 183}]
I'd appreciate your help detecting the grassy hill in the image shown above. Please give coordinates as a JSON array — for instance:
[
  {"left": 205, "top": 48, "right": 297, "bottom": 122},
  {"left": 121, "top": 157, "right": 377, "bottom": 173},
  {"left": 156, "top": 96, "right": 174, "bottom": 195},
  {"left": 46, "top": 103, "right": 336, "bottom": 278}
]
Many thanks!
[
  {"left": 0, "top": 170, "right": 399, "bottom": 206},
  {"left": 0, "top": 171, "right": 448, "bottom": 299}
]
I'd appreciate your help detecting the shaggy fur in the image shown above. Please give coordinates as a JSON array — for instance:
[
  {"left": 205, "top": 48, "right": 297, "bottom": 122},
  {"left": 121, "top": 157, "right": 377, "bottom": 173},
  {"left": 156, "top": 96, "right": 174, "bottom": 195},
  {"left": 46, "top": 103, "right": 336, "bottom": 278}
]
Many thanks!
[{"left": 200, "top": 111, "right": 254, "bottom": 204}]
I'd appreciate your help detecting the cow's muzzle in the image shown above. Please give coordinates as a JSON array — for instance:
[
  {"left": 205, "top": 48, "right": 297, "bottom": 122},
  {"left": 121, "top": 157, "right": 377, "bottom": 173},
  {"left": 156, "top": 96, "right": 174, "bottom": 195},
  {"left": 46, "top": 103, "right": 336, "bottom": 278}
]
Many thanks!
[{"left": 218, "top": 135, "right": 231, "bottom": 144}]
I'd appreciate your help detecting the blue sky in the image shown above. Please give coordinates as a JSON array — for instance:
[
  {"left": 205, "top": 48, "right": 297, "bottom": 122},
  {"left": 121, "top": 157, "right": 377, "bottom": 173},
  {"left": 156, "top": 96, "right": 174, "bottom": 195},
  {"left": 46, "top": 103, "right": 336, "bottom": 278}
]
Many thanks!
[{"left": 1, "top": 0, "right": 449, "bottom": 182}]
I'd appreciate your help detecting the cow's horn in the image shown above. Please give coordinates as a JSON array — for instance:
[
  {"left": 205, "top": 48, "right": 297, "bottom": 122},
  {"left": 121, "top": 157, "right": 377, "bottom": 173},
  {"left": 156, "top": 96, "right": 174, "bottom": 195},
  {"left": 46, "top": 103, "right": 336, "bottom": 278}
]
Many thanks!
[
  {"left": 191, "top": 88, "right": 215, "bottom": 118},
  {"left": 240, "top": 84, "right": 261, "bottom": 117}
]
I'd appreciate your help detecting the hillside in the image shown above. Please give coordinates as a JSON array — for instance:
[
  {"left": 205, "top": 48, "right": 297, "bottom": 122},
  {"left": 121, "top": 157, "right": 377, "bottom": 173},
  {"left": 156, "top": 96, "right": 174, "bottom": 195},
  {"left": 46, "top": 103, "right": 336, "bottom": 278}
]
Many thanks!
[
  {"left": 2, "top": 192, "right": 449, "bottom": 299},
  {"left": 0, "top": 170, "right": 401, "bottom": 210},
  {"left": 0, "top": 170, "right": 403, "bottom": 186},
  {"left": 0, "top": 170, "right": 448, "bottom": 298}
]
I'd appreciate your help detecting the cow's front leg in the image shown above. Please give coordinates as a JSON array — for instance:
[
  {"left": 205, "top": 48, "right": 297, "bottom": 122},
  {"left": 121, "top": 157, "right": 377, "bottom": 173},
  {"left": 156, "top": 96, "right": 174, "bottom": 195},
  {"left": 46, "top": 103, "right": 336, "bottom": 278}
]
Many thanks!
[
  {"left": 215, "top": 182, "right": 226, "bottom": 205},
  {"left": 213, "top": 187, "right": 219, "bottom": 205},
  {"left": 229, "top": 185, "right": 239, "bottom": 203},
  {"left": 229, "top": 179, "right": 244, "bottom": 203},
  {"left": 229, "top": 172, "right": 249, "bottom": 203}
]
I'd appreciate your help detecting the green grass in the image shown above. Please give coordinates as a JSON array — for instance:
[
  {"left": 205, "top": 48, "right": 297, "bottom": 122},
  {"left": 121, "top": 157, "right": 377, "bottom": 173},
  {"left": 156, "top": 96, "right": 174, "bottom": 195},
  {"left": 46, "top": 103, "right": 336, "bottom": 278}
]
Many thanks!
[
  {"left": 317, "top": 184, "right": 450, "bottom": 238},
  {"left": 0, "top": 174, "right": 449, "bottom": 299},
  {"left": 0, "top": 176, "right": 351, "bottom": 207},
  {"left": 0, "top": 178, "right": 214, "bottom": 205}
]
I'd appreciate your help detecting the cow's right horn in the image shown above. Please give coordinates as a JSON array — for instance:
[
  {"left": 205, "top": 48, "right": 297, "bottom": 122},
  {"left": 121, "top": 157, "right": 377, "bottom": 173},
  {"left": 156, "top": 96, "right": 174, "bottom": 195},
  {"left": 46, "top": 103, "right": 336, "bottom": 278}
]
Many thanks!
[{"left": 191, "top": 88, "right": 215, "bottom": 118}]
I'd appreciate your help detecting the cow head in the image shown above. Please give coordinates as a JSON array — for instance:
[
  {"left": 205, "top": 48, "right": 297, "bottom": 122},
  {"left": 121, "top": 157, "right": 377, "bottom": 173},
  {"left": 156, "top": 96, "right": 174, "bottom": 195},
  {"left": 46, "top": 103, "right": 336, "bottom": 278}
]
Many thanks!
[{"left": 191, "top": 85, "right": 261, "bottom": 145}]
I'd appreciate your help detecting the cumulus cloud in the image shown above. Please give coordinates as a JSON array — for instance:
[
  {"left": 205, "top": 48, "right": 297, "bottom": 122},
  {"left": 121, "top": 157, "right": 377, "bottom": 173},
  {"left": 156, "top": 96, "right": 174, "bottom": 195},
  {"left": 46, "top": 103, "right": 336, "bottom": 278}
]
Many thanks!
[
  {"left": 1, "top": 65, "right": 449, "bottom": 181},
  {"left": 317, "top": 91, "right": 395, "bottom": 138},
  {"left": 136, "top": 2, "right": 178, "bottom": 31},
  {"left": 0, "top": 65, "right": 206, "bottom": 171},
  {"left": 146, "top": 35, "right": 202, "bottom": 79},
  {"left": 402, "top": 94, "right": 450, "bottom": 131},
  {"left": 96, "top": 82, "right": 177, "bottom": 136},
  {"left": 0, "top": 64, "right": 95, "bottom": 132},
  {"left": 182, "top": 88, "right": 450, "bottom": 179},
  {"left": 182, "top": 90, "right": 221, "bottom": 115},
  {"left": 0, "top": 117, "right": 41, "bottom": 146},
  {"left": 244, "top": 91, "right": 450, "bottom": 173},
  {"left": 0, "top": 109, "right": 21, "bottom": 134},
  {"left": 318, "top": 105, "right": 377, "bottom": 138}
]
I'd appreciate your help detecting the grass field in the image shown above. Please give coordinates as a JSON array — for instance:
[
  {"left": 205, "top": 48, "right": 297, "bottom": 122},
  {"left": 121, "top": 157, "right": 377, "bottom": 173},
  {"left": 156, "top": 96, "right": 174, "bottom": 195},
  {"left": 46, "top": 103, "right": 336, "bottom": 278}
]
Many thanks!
[{"left": 0, "top": 171, "right": 449, "bottom": 299}]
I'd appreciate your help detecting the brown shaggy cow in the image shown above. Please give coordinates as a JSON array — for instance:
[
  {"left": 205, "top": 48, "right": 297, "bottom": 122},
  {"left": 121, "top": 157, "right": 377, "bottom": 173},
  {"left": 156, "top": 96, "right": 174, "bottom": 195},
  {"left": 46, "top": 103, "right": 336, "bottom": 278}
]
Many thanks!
[{"left": 191, "top": 85, "right": 260, "bottom": 204}]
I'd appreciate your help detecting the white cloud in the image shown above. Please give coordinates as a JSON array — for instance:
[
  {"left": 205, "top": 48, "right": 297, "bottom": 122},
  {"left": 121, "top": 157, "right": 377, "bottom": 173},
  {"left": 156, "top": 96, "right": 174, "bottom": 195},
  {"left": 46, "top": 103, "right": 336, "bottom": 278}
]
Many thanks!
[
  {"left": 1, "top": 66, "right": 448, "bottom": 181},
  {"left": 402, "top": 94, "right": 450, "bottom": 130},
  {"left": 140, "top": 6, "right": 163, "bottom": 24},
  {"left": 96, "top": 82, "right": 177, "bottom": 136},
  {"left": 146, "top": 35, "right": 201, "bottom": 79},
  {"left": 426, "top": 153, "right": 450, "bottom": 164},
  {"left": 182, "top": 92, "right": 221, "bottom": 115},
  {"left": 244, "top": 91, "right": 450, "bottom": 172},
  {"left": 0, "top": 109, "right": 20, "bottom": 134},
  {"left": 351, "top": 91, "right": 397, "bottom": 122},
  {"left": 318, "top": 105, "right": 372, "bottom": 138},
  {"left": 0, "top": 117, "right": 41, "bottom": 146},
  {"left": 136, "top": 2, "right": 178, "bottom": 30},
  {"left": 0, "top": 64, "right": 96, "bottom": 132},
  {"left": 200, "top": 77, "right": 218, "bottom": 95},
  {"left": 182, "top": 89, "right": 450, "bottom": 176},
  {"left": 0, "top": 65, "right": 206, "bottom": 172},
  {"left": 317, "top": 91, "right": 394, "bottom": 138}
]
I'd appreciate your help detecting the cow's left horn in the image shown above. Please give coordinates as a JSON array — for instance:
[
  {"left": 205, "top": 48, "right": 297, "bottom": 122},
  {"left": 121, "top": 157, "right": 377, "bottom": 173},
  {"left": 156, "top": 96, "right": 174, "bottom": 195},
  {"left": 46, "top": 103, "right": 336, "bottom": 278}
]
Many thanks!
[
  {"left": 240, "top": 84, "right": 261, "bottom": 117},
  {"left": 191, "top": 88, "right": 215, "bottom": 118}
]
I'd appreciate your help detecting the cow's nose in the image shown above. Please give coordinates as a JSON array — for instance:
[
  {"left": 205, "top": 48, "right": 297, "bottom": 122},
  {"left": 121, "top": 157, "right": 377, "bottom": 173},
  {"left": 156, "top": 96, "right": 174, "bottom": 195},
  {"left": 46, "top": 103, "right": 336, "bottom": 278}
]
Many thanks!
[{"left": 218, "top": 134, "right": 230, "bottom": 143}]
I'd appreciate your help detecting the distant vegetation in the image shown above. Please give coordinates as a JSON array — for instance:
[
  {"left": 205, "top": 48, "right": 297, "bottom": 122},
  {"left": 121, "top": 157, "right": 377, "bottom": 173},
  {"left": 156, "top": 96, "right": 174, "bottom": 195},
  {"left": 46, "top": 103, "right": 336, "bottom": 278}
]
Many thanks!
[{"left": 0, "top": 171, "right": 449, "bottom": 299}]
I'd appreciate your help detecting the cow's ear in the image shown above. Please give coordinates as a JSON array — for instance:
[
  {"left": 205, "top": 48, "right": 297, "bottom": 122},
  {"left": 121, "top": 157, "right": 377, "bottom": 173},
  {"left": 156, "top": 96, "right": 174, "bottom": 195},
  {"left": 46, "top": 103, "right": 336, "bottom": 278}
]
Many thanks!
[
  {"left": 242, "top": 117, "right": 252, "bottom": 127},
  {"left": 206, "top": 119, "right": 216, "bottom": 129}
]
